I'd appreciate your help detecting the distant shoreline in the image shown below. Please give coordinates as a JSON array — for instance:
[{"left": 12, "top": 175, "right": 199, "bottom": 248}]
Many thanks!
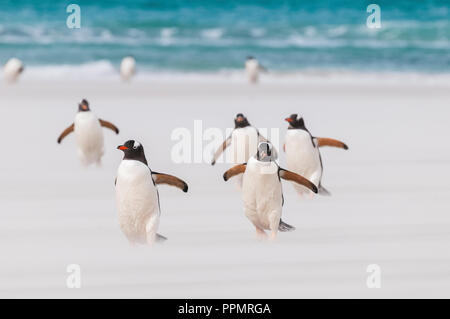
[{"left": 4, "top": 62, "right": 450, "bottom": 87}]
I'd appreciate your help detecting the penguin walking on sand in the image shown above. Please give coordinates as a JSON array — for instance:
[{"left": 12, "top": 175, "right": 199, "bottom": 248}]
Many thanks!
[
  {"left": 120, "top": 56, "right": 136, "bottom": 81},
  {"left": 57, "top": 99, "right": 120, "bottom": 166},
  {"left": 284, "top": 114, "right": 348, "bottom": 196},
  {"left": 211, "top": 113, "right": 277, "bottom": 166},
  {"left": 223, "top": 142, "right": 317, "bottom": 240},
  {"left": 115, "top": 140, "right": 188, "bottom": 245},
  {"left": 211, "top": 113, "right": 277, "bottom": 187},
  {"left": 245, "top": 56, "right": 266, "bottom": 84},
  {"left": 3, "top": 58, "right": 24, "bottom": 83}
]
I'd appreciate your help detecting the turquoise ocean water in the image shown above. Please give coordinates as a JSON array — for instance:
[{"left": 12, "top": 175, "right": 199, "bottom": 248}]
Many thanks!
[{"left": 0, "top": 0, "right": 449, "bottom": 74}]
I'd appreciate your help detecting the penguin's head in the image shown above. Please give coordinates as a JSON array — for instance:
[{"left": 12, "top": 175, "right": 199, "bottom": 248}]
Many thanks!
[
  {"left": 117, "top": 140, "right": 147, "bottom": 165},
  {"left": 234, "top": 113, "right": 250, "bottom": 128},
  {"left": 246, "top": 56, "right": 255, "bottom": 61},
  {"left": 256, "top": 142, "right": 273, "bottom": 162},
  {"left": 78, "top": 99, "right": 90, "bottom": 112},
  {"left": 285, "top": 114, "right": 305, "bottom": 129}
]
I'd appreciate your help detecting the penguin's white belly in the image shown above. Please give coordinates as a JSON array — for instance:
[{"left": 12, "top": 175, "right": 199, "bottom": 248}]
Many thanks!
[
  {"left": 120, "top": 58, "right": 136, "bottom": 80},
  {"left": 230, "top": 127, "right": 259, "bottom": 164},
  {"left": 285, "top": 130, "right": 322, "bottom": 192},
  {"left": 245, "top": 61, "right": 259, "bottom": 82},
  {"left": 3, "top": 58, "right": 23, "bottom": 83},
  {"left": 242, "top": 158, "right": 282, "bottom": 230},
  {"left": 74, "top": 112, "right": 104, "bottom": 165},
  {"left": 115, "top": 160, "right": 159, "bottom": 243}
]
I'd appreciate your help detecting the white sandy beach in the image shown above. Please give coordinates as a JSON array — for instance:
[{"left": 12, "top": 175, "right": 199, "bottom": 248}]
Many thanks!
[{"left": 0, "top": 75, "right": 449, "bottom": 298}]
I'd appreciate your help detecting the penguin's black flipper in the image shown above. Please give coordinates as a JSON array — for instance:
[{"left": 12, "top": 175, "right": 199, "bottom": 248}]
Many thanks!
[
  {"left": 57, "top": 123, "right": 74, "bottom": 144},
  {"left": 152, "top": 172, "right": 188, "bottom": 192},
  {"left": 279, "top": 220, "right": 295, "bottom": 232},
  {"left": 279, "top": 168, "right": 318, "bottom": 193},
  {"left": 156, "top": 234, "right": 167, "bottom": 242},
  {"left": 223, "top": 164, "right": 247, "bottom": 181},
  {"left": 211, "top": 135, "right": 231, "bottom": 165},
  {"left": 315, "top": 137, "right": 348, "bottom": 150},
  {"left": 99, "top": 119, "right": 120, "bottom": 134}
]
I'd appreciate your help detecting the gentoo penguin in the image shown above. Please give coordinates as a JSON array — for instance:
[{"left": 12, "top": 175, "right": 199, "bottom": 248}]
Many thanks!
[
  {"left": 223, "top": 142, "right": 317, "bottom": 240},
  {"left": 120, "top": 56, "right": 136, "bottom": 81},
  {"left": 57, "top": 99, "right": 120, "bottom": 166},
  {"left": 115, "top": 140, "right": 188, "bottom": 245},
  {"left": 245, "top": 56, "right": 266, "bottom": 84},
  {"left": 211, "top": 113, "right": 277, "bottom": 166},
  {"left": 284, "top": 114, "right": 348, "bottom": 196},
  {"left": 3, "top": 58, "right": 24, "bottom": 83}
]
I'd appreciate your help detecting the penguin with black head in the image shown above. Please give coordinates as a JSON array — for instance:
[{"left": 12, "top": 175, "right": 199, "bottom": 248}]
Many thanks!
[
  {"left": 57, "top": 99, "right": 120, "bottom": 166},
  {"left": 115, "top": 140, "right": 188, "bottom": 245},
  {"left": 284, "top": 114, "right": 348, "bottom": 196},
  {"left": 211, "top": 113, "right": 277, "bottom": 167},
  {"left": 223, "top": 142, "right": 317, "bottom": 240}
]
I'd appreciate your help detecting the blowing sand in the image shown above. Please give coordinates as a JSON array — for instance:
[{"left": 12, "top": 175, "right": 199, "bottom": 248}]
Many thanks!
[{"left": 0, "top": 77, "right": 449, "bottom": 298}]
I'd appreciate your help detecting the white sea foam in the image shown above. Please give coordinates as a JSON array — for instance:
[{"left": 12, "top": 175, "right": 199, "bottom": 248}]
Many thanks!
[
  {"left": 21, "top": 60, "right": 117, "bottom": 81},
  {"left": 0, "top": 22, "right": 449, "bottom": 51},
  {"left": 201, "top": 28, "right": 224, "bottom": 39},
  {"left": 250, "top": 28, "right": 266, "bottom": 37},
  {"left": 161, "top": 27, "right": 177, "bottom": 38},
  {"left": 10, "top": 62, "right": 450, "bottom": 88}
]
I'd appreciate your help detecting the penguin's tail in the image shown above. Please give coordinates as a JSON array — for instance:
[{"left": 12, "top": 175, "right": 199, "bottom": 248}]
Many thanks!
[
  {"left": 278, "top": 220, "right": 296, "bottom": 232},
  {"left": 156, "top": 233, "right": 167, "bottom": 242},
  {"left": 318, "top": 184, "right": 331, "bottom": 196}
]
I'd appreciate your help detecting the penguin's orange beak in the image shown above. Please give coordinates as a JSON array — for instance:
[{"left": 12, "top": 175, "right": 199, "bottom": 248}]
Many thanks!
[
  {"left": 117, "top": 145, "right": 128, "bottom": 150},
  {"left": 285, "top": 118, "right": 293, "bottom": 123}
]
